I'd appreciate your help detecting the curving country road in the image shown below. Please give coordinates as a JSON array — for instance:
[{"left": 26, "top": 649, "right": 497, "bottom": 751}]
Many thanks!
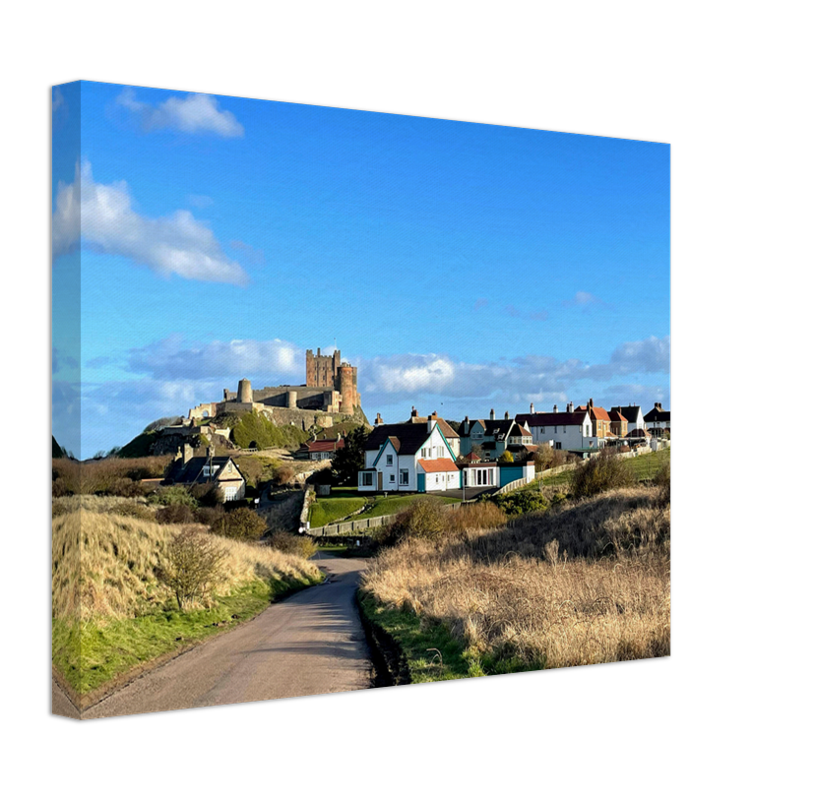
[{"left": 57, "top": 555, "right": 371, "bottom": 720}]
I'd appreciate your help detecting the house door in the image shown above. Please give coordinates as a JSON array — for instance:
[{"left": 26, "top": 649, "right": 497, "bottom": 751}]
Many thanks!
[
  {"left": 377, "top": 472, "right": 383, "bottom": 491},
  {"left": 417, "top": 473, "right": 425, "bottom": 493}
]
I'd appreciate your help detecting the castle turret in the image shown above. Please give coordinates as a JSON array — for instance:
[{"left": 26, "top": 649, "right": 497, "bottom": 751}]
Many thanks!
[{"left": 237, "top": 378, "right": 252, "bottom": 403}]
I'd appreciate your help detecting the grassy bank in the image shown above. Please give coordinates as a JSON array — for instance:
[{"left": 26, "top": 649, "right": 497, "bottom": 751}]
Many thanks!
[
  {"left": 309, "top": 489, "right": 460, "bottom": 528},
  {"left": 52, "top": 506, "right": 321, "bottom": 697},
  {"left": 360, "top": 487, "right": 669, "bottom": 681}
]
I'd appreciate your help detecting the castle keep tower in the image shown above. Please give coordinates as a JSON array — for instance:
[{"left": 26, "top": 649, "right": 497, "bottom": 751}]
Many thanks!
[{"left": 305, "top": 347, "right": 358, "bottom": 413}]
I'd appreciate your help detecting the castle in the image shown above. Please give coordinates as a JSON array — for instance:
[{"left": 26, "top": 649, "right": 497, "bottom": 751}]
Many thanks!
[{"left": 187, "top": 347, "right": 360, "bottom": 424}]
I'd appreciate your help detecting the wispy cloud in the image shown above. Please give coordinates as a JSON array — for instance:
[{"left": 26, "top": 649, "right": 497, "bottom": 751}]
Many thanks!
[
  {"left": 52, "top": 162, "right": 250, "bottom": 286},
  {"left": 52, "top": 87, "right": 65, "bottom": 114},
  {"left": 609, "top": 335, "right": 670, "bottom": 374},
  {"left": 359, "top": 335, "right": 670, "bottom": 405},
  {"left": 505, "top": 305, "right": 548, "bottom": 322},
  {"left": 563, "top": 291, "right": 608, "bottom": 310},
  {"left": 186, "top": 194, "right": 214, "bottom": 208},
  {"left": 117, "top": 89, "right": 244, "bottom": 137},
  {"left": 125, "top": 335, "right": 301, "bottom": 381}
]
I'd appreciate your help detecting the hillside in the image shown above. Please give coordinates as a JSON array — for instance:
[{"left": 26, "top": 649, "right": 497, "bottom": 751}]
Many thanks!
[
  {"left": 52, "top": 503, "right": 322, "bottom": 697},
  {"left": 361, "top": 485, "right": 670, "bottom": 681},
  {"left": 116, "top": 405, "right": 370, "bottom": 458}
]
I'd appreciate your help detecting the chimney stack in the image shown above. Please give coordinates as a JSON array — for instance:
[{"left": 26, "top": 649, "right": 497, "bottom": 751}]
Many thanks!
[
  {"left": 411, "top": 406, "right": 418, "bottom": 418},
  {"left": 462, "top": 415, "right": 470, "bottom": 435},
  {"left": 504, "top": 410, "right": 509, "bottom": 420},
  {"left": 490, "top": 408, "right": 495, "bottom": 420},
  {"left": 427, "top": 418, "right": 434, "bottom": 433},
  {"left": 375, "top": 413, "right": 383, "bottom": 426},
  {"left": 530, "top": 403, "right": 535, "bottom": 414},
  {"left": 567, "top": 401, "right": 574, "bottom": 413},
  {"left": 589, "top": 398, "right": 594, "bottom": 408},
  {"left": 553, "top": 404, "right": 558, "bottom": 413}
]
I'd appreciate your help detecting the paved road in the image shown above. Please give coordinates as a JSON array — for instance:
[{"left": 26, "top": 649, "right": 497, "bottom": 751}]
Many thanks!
[{"left": 76, "top": 556, "right": 370, "bottom": 719}]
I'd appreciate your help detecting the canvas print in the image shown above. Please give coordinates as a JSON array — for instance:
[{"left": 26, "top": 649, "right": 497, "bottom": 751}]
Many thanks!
[{"left": 51, "top": 81, "right": 670, "bottom": 719}]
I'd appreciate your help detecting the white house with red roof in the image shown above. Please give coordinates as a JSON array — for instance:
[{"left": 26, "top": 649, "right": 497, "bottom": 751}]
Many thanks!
[
  {"left": 358, "top": 418, "right": 460, "bottom": 493},
  {"left": 297, "top": 437, "right": 345, "bottom": 461}
]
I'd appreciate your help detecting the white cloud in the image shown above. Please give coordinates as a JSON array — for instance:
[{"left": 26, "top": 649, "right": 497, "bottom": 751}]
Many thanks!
[
  {"left": 117, "top": 89, "right": 244, "bottom": 137},
  {"left": 609, "top": 335, "right": 670, "bottom": 374},
  {"left": 563, "top": 291, "right": 608, "bottom": 310},
  {"left": 359, "top": 337, "right": 671, "bottom": 406},
  {"left": 126, "top": 335, "right": 301, "bottom": 381},
  {"left": 52, "top": 162, "right": 250, "bottom": 286}
]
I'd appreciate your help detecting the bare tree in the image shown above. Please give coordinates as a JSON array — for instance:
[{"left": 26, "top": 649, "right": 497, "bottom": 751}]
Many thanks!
[{"left": 161, "top": 527, "right": 227, "bottom": 610}]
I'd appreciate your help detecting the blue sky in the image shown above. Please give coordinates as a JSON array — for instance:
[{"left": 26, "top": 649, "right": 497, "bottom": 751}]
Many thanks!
[{"left": 52, "top": 81, "right": 669, "bottom": 458}]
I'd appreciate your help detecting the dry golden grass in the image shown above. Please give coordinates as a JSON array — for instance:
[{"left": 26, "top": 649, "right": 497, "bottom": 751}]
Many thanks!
[
  {"left": 362, "top": 487, "right": 670, "bottom": 671},
  {"left": 52, "top": 506, "right": 321, "bottom": 622}
]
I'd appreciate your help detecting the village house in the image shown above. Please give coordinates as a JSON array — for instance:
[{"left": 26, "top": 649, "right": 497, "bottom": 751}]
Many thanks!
[
  {"left": 358, "top": 418, "right": 459, "bottom": 493},
  {"left": 459, "top": 410, "right": 530, "bottom": 458},
  {"left": 608, "top": 409, "right": 629, "bottom": 437},
  {"left": 401, "top": 408, "right": 461, "bottom": 457},
  {"left": 296, "top": 437, "right": 345, "bottom": 461},
  {"left": 515, "top": 403, "right": 600, "bottom": 451},
  {"left": 166, "top": 445, "right": 246, "bottom": 502},
  {"left": 644, "top": 402, "right": 671, "bottom": 436},
  {"left": 576, "top": 399, "right": 613, "bottom": 439},
  {"left": 610, "top": 405, "right": 646, "bottom": 436}
]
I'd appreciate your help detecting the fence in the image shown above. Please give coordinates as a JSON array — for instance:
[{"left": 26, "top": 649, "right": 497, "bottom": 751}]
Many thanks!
[{"left": 307, "top": 499, "right": 467, "bottom": 538}]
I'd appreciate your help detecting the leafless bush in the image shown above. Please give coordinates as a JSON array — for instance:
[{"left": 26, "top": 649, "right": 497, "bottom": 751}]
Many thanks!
[
  {"left": 156, "top": 504, "right": 196, "bottom": 525},
  {"left": 160, "top": 527, "right": 227, "bottom": 610},
  {"left": 569, "top": 449, "right": 635, "bottom": 499}
]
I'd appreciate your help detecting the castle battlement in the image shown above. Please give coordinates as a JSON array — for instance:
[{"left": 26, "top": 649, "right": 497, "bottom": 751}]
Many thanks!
[{"left": 188, "top": 346, "right": 359, "bottom": 421}]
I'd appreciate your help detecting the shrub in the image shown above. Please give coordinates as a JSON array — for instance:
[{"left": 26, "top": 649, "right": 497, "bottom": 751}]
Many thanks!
[
  {"left": 150, "top": 485, "right": 198, "bottom": 507},
  {"left": 267, "top": 531, "right": 317, "bottom": 560},
  {"left": 52, "top": 476, "right": 72, "bottom": 498},
  {"left": 190, "top": 482, "right": 223, "bottom": 507},
  {"left": 390, "top": 498, "right": 449, "bottom": 542},
  {"left": 194, "top": 505, "right": 226, "bottom": 528},
  {"left": 159, "top": 527, "right": 227, "bottom": 610},
  {"left": 446, "top": 502, "right": 507, "bottom": 534},
  {"left": 498, "top": 450, "right": 514, "bottom": 464},
  {"left": 274, "top": 464, "right": 296, "bottom": 485},
  {"left": 156, "top": 504, "right": 196, "bottom": 525},
  {"left": 534, "top": 444, "right": 570, "bottom": 472},
  {"left": 491, "top": 489, "right": 549, "bottom": 516},
  {"left": 569, "top": 449, "right": 635, "bottom": 500},
  {"left": 212, "top": 507, "right": 267, "bottom": 541},
  {"left": 110, "top": 502, "right": 156, "bottom": 522},
  {"left": 654, "top": 461, "right": 670, "bottom": 505},
  {"left": 106, "top": 477, "right": 147, "bottom": 498}
]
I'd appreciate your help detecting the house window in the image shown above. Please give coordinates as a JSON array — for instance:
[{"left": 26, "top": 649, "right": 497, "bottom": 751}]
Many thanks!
[
  {"left": 400, "top": 469, "right": 409, "bottom": 485},
  {"left": 362, "top": 472, "right": 373, "bottom": 486},
  {"left": 386, "top": 454, "right": 393, "bottom": 465},
  {"left": 421, "top": 448, "right": 427, "bottom": 458},
  {"left": 389, "top": 474, "right": 395, "bottom": 483}
]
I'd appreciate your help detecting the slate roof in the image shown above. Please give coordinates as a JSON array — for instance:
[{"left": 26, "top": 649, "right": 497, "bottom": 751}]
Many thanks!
[
  {"left": 516, "top": 411, "right": 589, "bottom": 428},
  {"left": 364, "top": 423, "right": 434, "bottom": 456},
  {"left": 168, "top": 456, "right": 244, "bottom": 485},
  {"left": 644, "top": 405, "right": 671, "bottom": 422},
  {"left": 610, "top": 405, "right": 643, "bottom": 424},
  {"left": 404, "top": 415, "right": 460, "bottom": 439}
]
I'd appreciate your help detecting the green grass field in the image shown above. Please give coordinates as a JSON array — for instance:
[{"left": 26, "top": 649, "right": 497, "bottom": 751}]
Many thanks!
[
  {"left": 535, "top": 447, "right": 670, "bottom": 488},
  {"left": 308, "top": 489, "right": 460, "bottom": 527}
]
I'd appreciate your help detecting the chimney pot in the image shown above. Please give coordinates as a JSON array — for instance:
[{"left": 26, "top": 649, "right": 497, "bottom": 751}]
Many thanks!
[
  {"left": 553, "top": 404, "right": 558, "bottom": 413},
  {"left": 490, "top": 408, "right": 495, "bottom": 420},
  {"left": 504, "top": 410, "right": 509, "bottom": 420},
  {"left": 530, "top": 403, "right": 535, "bottom": 414}
]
